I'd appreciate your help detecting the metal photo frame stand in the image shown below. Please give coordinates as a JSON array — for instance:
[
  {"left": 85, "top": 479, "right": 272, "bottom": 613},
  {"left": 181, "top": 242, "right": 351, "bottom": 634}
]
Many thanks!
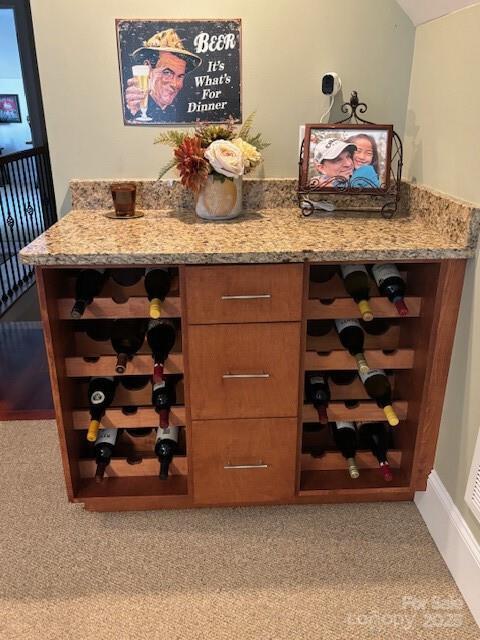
[{"left": 298, "top": 91, "right": 403, "bottom": 219}]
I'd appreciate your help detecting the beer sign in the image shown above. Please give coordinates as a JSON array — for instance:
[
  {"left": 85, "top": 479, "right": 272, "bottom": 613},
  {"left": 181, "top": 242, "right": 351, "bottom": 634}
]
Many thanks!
[{"left": 116, "top": 19, "right": 242, "bottom": 126}]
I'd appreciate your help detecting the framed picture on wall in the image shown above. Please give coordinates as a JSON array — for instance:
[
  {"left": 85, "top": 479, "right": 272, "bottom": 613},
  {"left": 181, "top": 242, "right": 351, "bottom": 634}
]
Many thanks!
[
  {"left": 300, "top": 124, "right": 393, "bottom": 193},
  {"left": 116, "top": 19, "right": 242, "bottom": 126},
  {"left": 0, "top": 95, "right": 21, "bottom": 123}
]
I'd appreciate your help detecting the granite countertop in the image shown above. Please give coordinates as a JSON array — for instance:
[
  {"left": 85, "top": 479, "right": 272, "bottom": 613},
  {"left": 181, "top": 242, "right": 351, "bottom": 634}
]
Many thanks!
[{"left": 19, "top": 204, "right": 480, "bottom": 266}]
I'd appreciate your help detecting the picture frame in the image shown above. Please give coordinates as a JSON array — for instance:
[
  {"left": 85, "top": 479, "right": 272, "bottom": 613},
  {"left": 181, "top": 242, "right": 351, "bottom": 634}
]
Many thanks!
[
  {"left": 300, "top": 123, "right": 394, "bottom": 194},
  {"left": 0, "top": 94, "right": 22, "bottom": 124}
]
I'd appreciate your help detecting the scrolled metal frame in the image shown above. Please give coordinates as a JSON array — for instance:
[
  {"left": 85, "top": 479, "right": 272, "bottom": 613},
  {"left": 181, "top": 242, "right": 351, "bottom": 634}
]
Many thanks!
[{"left": 298, "top": 91, "right": 403, "bottom": 219}]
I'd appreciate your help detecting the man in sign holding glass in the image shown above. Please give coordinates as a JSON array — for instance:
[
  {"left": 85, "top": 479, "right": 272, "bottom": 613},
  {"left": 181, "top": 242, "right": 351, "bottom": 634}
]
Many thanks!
[{"left": 125, "top": 29, "right": 202, "bottom": 123}]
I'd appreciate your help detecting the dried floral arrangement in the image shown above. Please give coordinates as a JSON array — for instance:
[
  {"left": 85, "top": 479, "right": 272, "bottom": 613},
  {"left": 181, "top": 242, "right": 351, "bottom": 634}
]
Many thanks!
[{"left": 154, "top": 113, "right": 269, "bottom": 193}]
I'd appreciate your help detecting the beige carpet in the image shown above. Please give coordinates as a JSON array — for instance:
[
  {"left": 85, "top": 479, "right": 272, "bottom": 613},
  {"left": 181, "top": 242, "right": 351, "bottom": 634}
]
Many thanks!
[{"left": 0, "top": 420, "right": 478, "bottom": 640}]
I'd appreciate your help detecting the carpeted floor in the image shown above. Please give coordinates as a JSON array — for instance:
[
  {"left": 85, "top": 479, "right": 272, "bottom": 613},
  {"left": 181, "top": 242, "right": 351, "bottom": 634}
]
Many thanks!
[{"left": 0, "top": 420, "right": 478, "bottom": 640}]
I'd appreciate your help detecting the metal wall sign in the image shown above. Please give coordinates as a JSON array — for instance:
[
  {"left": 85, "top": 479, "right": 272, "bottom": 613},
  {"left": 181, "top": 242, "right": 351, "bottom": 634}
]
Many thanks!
[{"left": 116, "top": 19, "right": 242, "bottom": 126}]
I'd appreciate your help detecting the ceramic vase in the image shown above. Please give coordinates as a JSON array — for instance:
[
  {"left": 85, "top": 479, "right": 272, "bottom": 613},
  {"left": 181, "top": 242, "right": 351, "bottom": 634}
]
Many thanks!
[{"left": 195, "top": 174, "right": 242, "bottom": 221}]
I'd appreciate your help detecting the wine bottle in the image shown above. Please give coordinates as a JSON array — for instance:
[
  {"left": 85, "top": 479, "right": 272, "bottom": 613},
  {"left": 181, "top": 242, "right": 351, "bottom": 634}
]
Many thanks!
[
  {"left": 85, "top": 320, "right": 112, "bottom": 343},
  {"left": 70, "top": 269, "right": 106, "bottom": 319},
  {"left": 335, "top": 319, "right": 369, "bottom": 374},
  {"left": 310, "top": 265, "right": 338, "bottom": 283},
  {"left": 305, "top": 372, "right": 330, "bottom": 425},
  {"left": 329, "top": 370, "right": 357, "bottom": 386},
  {"left": 119, "top": 375, "right": 150, "bottom": 391},
  {"left": 307, "top": 319, "right": 334, "bottom": 337},
  {"left": 144, "top": 267, "right": 172, "bottom": 319},
  {"left": 358, "top": 422, "right": 393, "bottom": 482},
  {"left": 109, "top": 268, "right": 145, "bottom": 287},
  {"left": 340, "top": 264, "right": 373, "bottom": 321},
  {"left": 125, "top": 427, "right": 153, "bottom": 437},
  {"left": 110, "top": 319, "right": 146, "bottom": 374},
  {"left": 152, "top": 373, "right": 176, "bottom": 428},
  {"left": 371, "top": 264, "right": 409, "bottom": 316},
  {"left": 360, "top": 317, "right": 389, "bottom": 336},
  {"left": 94, "top": 427, "right": 118, "bottom": 482},
  {"left": 359, "top": 369, "right": 399, "bottom": 426},
  {"left": 155, "top": 425, "right": 179, "bottom": 479},
  {"left": 303, "top": 422, "right": 326, "bottom": 435},
  {"left": 86, "top": 376, "right": 116, "bottom": 442},
  {"left": 331, "top": 422, "right": 360, "bottom": 479},
  {"left": 147, "top": 318, "right": 176, "bottom": 382}
]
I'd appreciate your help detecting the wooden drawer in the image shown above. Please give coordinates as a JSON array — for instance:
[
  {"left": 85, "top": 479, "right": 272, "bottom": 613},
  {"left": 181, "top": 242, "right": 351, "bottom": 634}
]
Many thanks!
[
  {"left": 192, "top": 418, "right": 297, "bottom": 504},
  {"left": 185, "top": 264, "right": 303, "bottom": 324},
  {"left": 188, "top": 322, "right": 301, "bottom": 419}
]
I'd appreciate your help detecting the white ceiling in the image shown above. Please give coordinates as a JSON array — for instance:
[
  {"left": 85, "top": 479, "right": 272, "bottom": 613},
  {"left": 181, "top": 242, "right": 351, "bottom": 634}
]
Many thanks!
[{"left": 396, "top": 0, "right": 480, "bottom": 25}]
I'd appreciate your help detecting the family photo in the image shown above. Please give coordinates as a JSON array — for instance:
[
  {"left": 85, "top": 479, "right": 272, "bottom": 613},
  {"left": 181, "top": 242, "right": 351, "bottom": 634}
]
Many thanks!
[
  {"left": 116, "top": 19, "right": 242, "bottom": 126},
  {"left": 302, "top": 124, "right": 393, "bottom": 192}
]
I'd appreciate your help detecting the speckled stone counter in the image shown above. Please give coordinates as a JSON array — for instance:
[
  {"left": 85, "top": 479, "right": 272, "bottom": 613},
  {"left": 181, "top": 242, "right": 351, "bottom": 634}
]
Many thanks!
[{"left": 20, "top": 201, "right": 480, "bottom": 266}]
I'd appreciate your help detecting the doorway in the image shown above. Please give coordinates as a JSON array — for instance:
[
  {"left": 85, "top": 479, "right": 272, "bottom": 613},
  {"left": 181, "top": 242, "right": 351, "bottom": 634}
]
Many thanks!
[{"left": 0, "top": 0, "right": 54, "bottom": 418}]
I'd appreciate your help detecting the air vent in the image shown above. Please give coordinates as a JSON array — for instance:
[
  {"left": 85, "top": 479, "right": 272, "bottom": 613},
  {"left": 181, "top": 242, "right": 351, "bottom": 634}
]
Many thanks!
[{"left": 465, "top": 427, "right": 480, "bottom": 523}]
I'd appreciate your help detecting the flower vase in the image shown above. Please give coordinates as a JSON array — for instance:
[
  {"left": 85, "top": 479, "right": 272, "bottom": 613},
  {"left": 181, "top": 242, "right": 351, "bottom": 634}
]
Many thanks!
[{"left": 195, "top": 174, "right": 243, "bottom": 221}]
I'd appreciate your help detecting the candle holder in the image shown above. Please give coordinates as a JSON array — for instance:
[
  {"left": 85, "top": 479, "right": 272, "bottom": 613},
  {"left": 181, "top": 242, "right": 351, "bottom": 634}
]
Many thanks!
[{"left": 108, "top": 183, "right": 144, "bottom": 219}]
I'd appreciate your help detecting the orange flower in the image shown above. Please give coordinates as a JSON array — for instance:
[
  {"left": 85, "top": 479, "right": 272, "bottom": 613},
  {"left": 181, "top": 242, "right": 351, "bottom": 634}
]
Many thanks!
[{"left": 174, "top": 136, "right": 210, "bottom": 193}]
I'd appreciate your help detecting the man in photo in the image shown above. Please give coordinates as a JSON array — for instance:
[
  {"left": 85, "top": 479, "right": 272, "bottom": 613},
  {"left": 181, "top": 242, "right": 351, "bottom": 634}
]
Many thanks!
[
  {"left": 310, "top": 138, "right": 356, "bottom": 188},
  {"left": 125, "top": 28, "right": 202, "bottom": 123}
]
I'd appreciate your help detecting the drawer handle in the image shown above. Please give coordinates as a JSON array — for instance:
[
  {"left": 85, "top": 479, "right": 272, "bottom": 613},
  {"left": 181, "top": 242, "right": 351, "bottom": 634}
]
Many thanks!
[
  {"left": 222, "top": 373, "right": 270, "bottom": 379},
  {"left": 221, "top": 294, "right": 271, "bottom": 300},
  {"left": 224, "top": 463, "right": 269, "bottom": 469}
]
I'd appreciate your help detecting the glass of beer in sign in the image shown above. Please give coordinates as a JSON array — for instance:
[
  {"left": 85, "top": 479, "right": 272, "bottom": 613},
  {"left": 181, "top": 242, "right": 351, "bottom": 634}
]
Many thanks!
[{"left": 132, "top": 64, "right": 152, "bottom": 122}]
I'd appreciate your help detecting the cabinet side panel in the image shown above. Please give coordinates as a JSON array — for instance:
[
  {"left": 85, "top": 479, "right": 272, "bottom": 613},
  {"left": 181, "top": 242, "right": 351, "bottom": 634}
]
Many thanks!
[
  {"left": 296, "top": 262, "right": 309, "bottom": 492},
  {"left": 179, "top": 264, "right": 194, "bottom": 498},
  {"left": 36, "top": 267, "right": 79, "bottom": 499},
  {"left": 398, "top": 260, "right": 466, "bottom": 490}
]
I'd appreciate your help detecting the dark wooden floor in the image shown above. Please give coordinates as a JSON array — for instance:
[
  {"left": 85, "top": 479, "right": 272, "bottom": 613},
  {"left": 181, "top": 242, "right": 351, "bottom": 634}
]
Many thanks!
[{"left": 0, "top": 321, "right": 54, "bottom": 420}]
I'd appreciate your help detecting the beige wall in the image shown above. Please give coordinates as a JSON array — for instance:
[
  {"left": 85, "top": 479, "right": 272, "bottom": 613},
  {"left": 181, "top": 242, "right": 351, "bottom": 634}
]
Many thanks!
[
  {"left": 405, "top": 4, "right": 480, "bottom": 542},
  {"left": 30, "top": 0, "right": 414, "bottom": 213}
]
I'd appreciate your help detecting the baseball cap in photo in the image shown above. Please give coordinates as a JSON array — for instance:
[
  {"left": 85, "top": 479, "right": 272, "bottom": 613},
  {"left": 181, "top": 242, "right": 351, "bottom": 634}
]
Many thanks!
[{"left": 314, "top": 138, "right": 356, "bottom": 162}]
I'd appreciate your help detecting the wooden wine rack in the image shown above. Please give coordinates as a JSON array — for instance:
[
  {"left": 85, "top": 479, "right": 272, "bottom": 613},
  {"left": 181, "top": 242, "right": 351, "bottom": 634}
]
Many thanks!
[{"left": 36, "top": 259, "right": 466, "bottom": 511}]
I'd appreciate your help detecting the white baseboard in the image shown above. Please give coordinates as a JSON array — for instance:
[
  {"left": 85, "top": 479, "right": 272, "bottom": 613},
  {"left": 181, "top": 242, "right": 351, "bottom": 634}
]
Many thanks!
[{"left": 415, "top": 470, "right": 480, "bottom": 625}]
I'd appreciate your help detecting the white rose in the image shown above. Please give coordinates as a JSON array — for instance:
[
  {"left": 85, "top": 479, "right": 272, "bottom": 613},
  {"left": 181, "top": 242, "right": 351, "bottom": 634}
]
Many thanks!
[{"left": 204, "top": 140, "right": 244, "bottom": 178}]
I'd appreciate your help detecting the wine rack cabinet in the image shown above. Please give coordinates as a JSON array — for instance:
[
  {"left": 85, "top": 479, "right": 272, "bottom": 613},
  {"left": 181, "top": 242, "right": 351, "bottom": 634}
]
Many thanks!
[{"left": 36, "top": 259, "right": 466, "bottom": 511}]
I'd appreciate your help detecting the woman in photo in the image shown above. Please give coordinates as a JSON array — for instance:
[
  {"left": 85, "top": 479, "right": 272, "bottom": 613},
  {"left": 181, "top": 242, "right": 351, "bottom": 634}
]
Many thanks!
[{"left": 347, "top": 133, "right": 381, "bottom": 188}]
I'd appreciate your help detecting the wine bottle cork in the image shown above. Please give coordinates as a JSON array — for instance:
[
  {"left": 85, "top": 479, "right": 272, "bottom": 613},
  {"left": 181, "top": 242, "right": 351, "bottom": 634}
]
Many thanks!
[
  {"left": 317, "top": 405, "right": 328, "bottom": 425},
  {"left": 347, "top": 457, "right": 360, "bottom": 479},
  {"left": 158, "top": 408, "right": 170, "bottom": 429},
  {"left": 95, "top": 461, "right": 107, "bottom": 483},
  {"left": 87, "top": 419, "right": 100, "bottom": 442},
  {"left": 394, "top": 299, "right": 409, "bottom": 316},
  {"left": 70, "top": 299, "right": 87, "bottom": 320},
  {"left": 358, "top": 300, "right": 373, "bottom": 322},
  {"left": 354, "top": 353, "right": 370, "bottom": 375},
  {"left": 380, "top": 461, "right": 393, "bottom": 482},
  {"left": 115, "top": 353, "right": 128, "bottom": 374},
  {"left": 383, "top": 405, "right": 399, "bottom": 427},
  {"left": 149, "top": 298, "right": 162, "bottom": 319}
]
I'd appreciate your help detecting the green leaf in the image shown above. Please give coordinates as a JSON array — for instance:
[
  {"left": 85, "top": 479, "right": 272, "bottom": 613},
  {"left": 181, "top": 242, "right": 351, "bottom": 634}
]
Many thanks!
[
  {"left": 245, "top": 132, "right": 270, "bottom": 151},
  {"left": 237, "top": 111, "right": 256, "bottom": 140},
  {"left": 158, "top": 157, "right": 178, "bottom": 179},
  {"left": 154, "top": 130, "right": 190, "bottom": 148}
]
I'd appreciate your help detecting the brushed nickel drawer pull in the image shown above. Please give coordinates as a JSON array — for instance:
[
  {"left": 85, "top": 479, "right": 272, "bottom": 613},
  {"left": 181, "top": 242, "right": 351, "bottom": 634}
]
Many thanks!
[
  {"left": 224, "top": 463, "right": 269, "bottom": 469},
  {"left": 222, "top": 373, "right": 270, "bottom": 379},
  {"left": 221, "top": 294, "right": 271, "bottom": 300}
]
